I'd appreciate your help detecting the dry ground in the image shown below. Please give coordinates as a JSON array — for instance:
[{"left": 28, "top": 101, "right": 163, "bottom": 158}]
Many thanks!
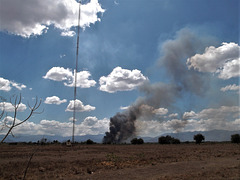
[{"left": 0, "top": 143, "right": 239, "bottom": 180}]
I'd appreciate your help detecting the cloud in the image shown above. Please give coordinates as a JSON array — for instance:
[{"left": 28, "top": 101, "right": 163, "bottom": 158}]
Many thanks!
[
  {"left": 61, "top": 31, "right": 76, "bottom": 37},
  {"left": 120, "top": 106, "right": 130, "bottom": 110},
  {"left": 182, "top": 111, "right": 197, "bottom": 120},
  {"left": 99, "top": 66, "right": 148, "bottom": 93},
  {"left": 187, "top": 42, "right": 240, "bottom": 79},
  {"left": 69, "top": 117, "right": 77, "bottom": 122},
  {"left": 138, "top": 104, "right": 168, "bottom": 117},
  {"left": 153, "top": 108, "right": 168, "bottom": 116},
  {"left": 0, "top": 77, "right": 11, "bottom": 92},
  {"left": 181, "top": 106, "right": 240, "bottom": 132},
  {"left": 0, "top": 0, "right": 105, "bottom": 38},
  {"left": 217, "top": 59, "right": 240, "bottom": 79},
  {"left": 136, "top": 105, "right": 240, "bottom": 137},
  {"left": 221, "top": 84, "right": 240, "bottom": 92},
  {"left": 0, "top": 77, "right": 26, "bottom": 92},
  {"left": 78, "top": 116, "right": 109, "bottom": 135},
  {"left": 136, "top": 119, "right": 188, "bottom": 137},
  {"left": 0, "top": 116, "right": 109, "bottom": 137},
  {"left": 43, "top": 67, "right": 96, "bottom": 88},
  {"left": 43, "top": 67, "right": 73, "bottom": 81},
  {"left": 60, "top": 54, "right": 66, "bottom": 59},
  {"left": 1, "top": 116, "right": 22, "bottom": 127},
  {"left": 0, "top": 102, "right": 27, "bottom": 112},
  {"left": 169, "top": 113, "right": 178, "bottom": 118},
  {"left": 65, "top": 71, "right": 96, "bottom": 88},
  {"left": 195, "top": 106, "right": 239, "bottom": 120},
  {"left": 114, "top": 1, "right": 119, "bottom": 5},
  {"left": 10, "top": 82, "right": 27, "bottom": 90},
  {"left": 44, "top": 96, "right": 67, "bottom": 105},
  {"left": 1, "top": 106, "right": 238, "bottom": 138},
  {"left": 66, "top": 99, "right": 95, "bottom": 112}
]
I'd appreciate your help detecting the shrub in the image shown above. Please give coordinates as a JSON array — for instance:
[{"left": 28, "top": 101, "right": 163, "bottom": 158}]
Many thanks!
[
  {"left": 231, "top": 134, "right": 240, "bottom": 143},
  {"left": 193, "top": 134, "right": 205, "bottom": 144},
  {"left": 86, "top": 139, "right": 95, "bottom": 144},
  {"left": 158, "top": 135, "right": 180, "bottom": 144},
  {"left": 52, "top": 140, "right": 60, "bottom": 144},
  {"left": 131, "top": 138, "right": 144, "bottom": 144},
  {"left": 171, "top": 138, "right": 181, "bottom": 144},
  {"left": 137, "top": 138, "right": 144, "bottom": 144}
]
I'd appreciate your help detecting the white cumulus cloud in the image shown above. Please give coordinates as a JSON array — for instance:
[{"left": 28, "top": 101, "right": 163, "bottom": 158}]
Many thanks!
[
  {"left": 182, "top": 111, "right": 197, "bottom": 120},
  {"left": 44, "top": 96, "right": 67, "bottom": 105},
  {"left": 169, "top": 113, "right": 178, "bottom": 118},
  {"left": 187, "top": 42, "right": 240, "bottom": 79},
  {"left": 153, "top": 108, "right": 168, "bottom": 116},
  {"left": 136, "top": 105, "right": 240, "bottom": 137},
  {"left": 66, "top": 99, "right": 95, "bottom": 112},
  {"left": 217, "top": 59, "right": 240, "bottom": 79},
  {"left": 221, "top": 84, "right": 240, "bottom": 92},
  {"left": 10, "top": 82, "right": 27, "bottom": 90},
  {"left": 43, "top": 67, "right": 96, "bottom": 88},
  {"left": 0, "top": 77, "right": 26, "bottom": 92},
  {"left": 43, "top": 67, "right": 73, "bottom": 82},
  {"left": 0, "top": 116, "right": 109, "bottom": 137},
  {"left": 0, "top": 102, "right": 27, "bottom": 112},
  {"left": 61, "top": 31, "right": 76, "bottom": 37},
  {"left": 77, "top": 116, "right": 109, "bottom": 135},
  {"left": 0, "top": 77, "right": 11, "bottom": 92},
  {"left": 65, "top": 71, "right": 96, "bottom": 88},
  {"left": 99, "top": 66, "right": 148, "bottom": 93},
  {"left": 0, "top": 0, "right": 105, "bottom": 37}
]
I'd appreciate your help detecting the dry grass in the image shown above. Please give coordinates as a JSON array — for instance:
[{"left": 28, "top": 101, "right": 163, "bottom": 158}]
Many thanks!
[{"left": 0, "top": 143, "right": 239, "bottom": 179}]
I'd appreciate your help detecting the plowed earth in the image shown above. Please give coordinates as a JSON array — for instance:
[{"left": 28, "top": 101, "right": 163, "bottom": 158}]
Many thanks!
[{"left": 0, "top": 143, "right": 239, "bottom": 180}]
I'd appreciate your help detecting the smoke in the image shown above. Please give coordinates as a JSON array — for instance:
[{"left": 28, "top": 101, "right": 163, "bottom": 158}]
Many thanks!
[
  {"left": 103, "top": 28, "right": 211, "bottom": 144},
  {"left": 103, "top": 105, "right": 140, "bottom": 144},
  {"left": 158, "top": 28, "right": 207, "bottom": 95},
  {"left": 103, "top": 83, "right": 181, "bottom": 144}
]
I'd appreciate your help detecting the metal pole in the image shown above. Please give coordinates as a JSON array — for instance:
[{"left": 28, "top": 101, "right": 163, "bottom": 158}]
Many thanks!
[{"left": 72, "top": 1, "right": 81, "bottom": 143}]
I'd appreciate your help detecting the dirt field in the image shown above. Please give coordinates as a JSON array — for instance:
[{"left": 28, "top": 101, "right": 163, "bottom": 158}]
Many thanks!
[{"left": 0, "top": 143, "right": 239, "bottom": 180}]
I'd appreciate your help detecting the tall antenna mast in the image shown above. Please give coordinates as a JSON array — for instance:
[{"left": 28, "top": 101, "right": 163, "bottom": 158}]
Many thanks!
[{"left": 72, "top": 1, "right": 81, "bottom": 143}]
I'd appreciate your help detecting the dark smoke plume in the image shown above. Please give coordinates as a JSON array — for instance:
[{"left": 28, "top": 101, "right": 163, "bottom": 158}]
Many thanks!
[
  {"left": 103, "top": 83, "right": 180, "bottom": 144},
  {"left": 103, "top": 105, "right": 140, "bottom": 144},
  {"left": 103, "top": 28, "right": 211, "bottom": 144}
]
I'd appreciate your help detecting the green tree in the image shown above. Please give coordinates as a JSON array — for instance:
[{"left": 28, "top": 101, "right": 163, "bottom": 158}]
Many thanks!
[
  {"left": 158, "top": 135, "right": 180, "bottom": 144},
  {"left": 194, "top": 134, "right": 205, "bottom": 144},
  {"left": 137, "top": 138, "right": 144, "bottom": 144},
  {"left": 231, "top": 134, "right": 240, "bottom": 143},
  {"left": 86, "top": 139, "right": 95, "bottom": 144},
  {"left": 131, "top": 138, "right": 144, "bottom": 144}
]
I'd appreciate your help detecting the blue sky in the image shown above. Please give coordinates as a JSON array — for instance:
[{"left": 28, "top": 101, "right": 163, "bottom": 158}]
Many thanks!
[{"left": 0, "top": 0, "right": 239, "bottom": 138}]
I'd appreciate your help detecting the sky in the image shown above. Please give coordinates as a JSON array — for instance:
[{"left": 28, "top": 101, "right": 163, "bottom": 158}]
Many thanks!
[{"left": 0, "top": 0, "right": 239, "bottom": 139}]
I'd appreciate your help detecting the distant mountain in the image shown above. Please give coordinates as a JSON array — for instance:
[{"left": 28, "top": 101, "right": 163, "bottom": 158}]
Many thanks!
[
  {"left": 146, "top": 130, "right": 240, "bottom": 142},
  {"left": 0, "top": 134, "right": 105, "bottom": 143},
  {"left": 1, "top": 130, "right": 239, "bottom": 143}
]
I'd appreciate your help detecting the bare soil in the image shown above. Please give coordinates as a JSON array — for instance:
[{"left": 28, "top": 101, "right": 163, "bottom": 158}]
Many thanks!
[{"left": 0, "top": 143, "right": 239, "bottom": 180}]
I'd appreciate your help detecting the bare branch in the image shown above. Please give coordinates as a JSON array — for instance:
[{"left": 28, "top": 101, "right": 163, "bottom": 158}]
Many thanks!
[
  {"left": 15, "top": 97, "right": 42, "bottom": 127},
  {"left": 22, "top": 146, "right": 39, "bottom": 180},
  {"left": 0, "top": 95, "right": 42, "bottom": 143}
]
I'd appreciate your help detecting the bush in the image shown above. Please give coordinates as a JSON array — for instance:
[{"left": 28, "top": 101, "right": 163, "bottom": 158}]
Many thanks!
[
  {"left": 52, "top": 140, "right": 60, "bottom": 144},
  {"left": 158, "top": 135, "right": 180, "bottom": 144},
  {"left": 231, "top": 134, "right": 240, "bottom": 143},
  {"left": 131, "top": 138, "right": 144, "bottom": 144},
  {"left": 194, "top": 134, "right": 205, "bottom": 144},
  {"left": 86, "top": 139, "right": 95, "bottom": 144}
]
